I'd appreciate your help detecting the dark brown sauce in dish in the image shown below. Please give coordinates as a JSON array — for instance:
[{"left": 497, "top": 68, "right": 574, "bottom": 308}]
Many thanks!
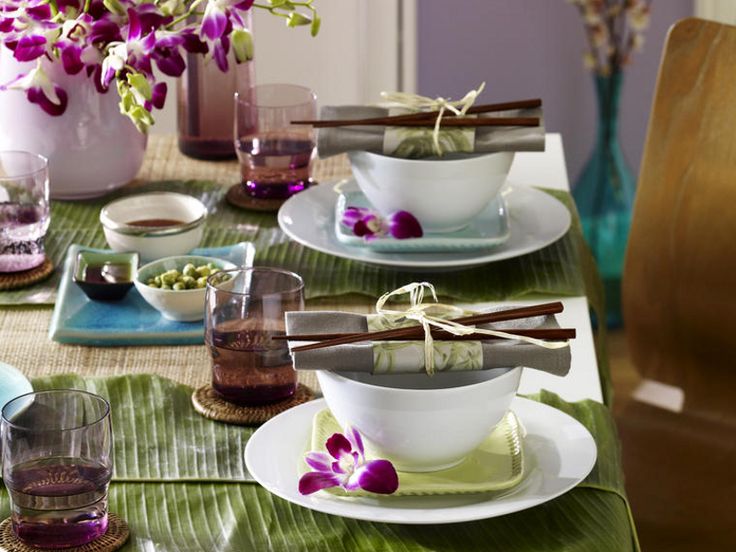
[
  {"left": 127, "top": 218, "right": 185, "bottom": 227},
  {"left": 83, "top": 263, "right": 133, "bottom": 284}
]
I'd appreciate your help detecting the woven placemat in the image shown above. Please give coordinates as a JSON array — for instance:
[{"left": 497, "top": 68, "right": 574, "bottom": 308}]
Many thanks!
[
  {"left": 225, "top": 183, "right": 288, "bottom": 212},
  {"left": 0, "top": 258, "right": 54, "bottom": 291},
  {"left": 192, "top": 383, "right": 315, "bottom": 425},
  {"left": 0, "top": 513, "right": 129, "bottom": 552}
]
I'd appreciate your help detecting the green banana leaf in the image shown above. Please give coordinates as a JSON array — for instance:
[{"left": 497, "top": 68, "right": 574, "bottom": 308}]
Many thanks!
[
  {"left": 0, "top": 182, "right": 585, "bottom": 306},
  {"left": 0, "top": 374, "right": 637, "bottom": 551}
]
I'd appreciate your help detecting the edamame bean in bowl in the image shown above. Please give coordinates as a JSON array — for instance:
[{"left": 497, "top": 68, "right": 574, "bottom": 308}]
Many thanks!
[{"left": 134, "top": 255, "right": 237, "bottom": 321}]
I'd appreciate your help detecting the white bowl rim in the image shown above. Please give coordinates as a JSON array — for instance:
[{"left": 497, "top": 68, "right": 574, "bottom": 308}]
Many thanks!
[
  {"left": 348, "top": 150, "right": 514, "bottom": 166},
  {"left": 318, "top": 365, "right": 521, "bottom": 396},
  {"left": 135, "top": 255, "right": 237, "bottom": 294},
  {"left": 100, "top": 192, "right": 207, "bottom": 237}
]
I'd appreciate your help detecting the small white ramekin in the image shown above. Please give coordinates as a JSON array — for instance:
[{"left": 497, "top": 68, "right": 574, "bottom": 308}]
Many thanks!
[{"left": 100, "top": 192, "right": 207, "bottom": 262}]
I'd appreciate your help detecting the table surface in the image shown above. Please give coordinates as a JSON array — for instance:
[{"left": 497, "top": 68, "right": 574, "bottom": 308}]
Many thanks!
[{"left": 0, "top": 133, "right": 601, "bottom": 404}]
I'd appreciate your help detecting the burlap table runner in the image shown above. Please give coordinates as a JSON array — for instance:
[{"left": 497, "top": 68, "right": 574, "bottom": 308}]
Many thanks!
[{"left": 0, "top": 136, "right": 347, "bottom": 390}]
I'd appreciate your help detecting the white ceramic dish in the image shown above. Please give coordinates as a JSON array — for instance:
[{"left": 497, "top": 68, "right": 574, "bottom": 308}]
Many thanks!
[
  {"left": 134, "top": 255, "right": 237, "bottom": 321},
  {"left": 317, "top": 368, "right": 522, "bottom": 472},
  {"left": 278, "top": 180, "right": 571, "bottom": 269},
  {"left": 100, "top": 192, "right": 207, "bottom": 262},
  {"left": 245, "top": 397, "right": 597, "bottom": 525},
  {"left": 348, "top": 151, "right": 514, "bottom": 233}
]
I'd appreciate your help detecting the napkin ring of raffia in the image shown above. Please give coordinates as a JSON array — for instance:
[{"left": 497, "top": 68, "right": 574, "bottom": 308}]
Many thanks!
[
  {"left": 0, "top": 513, "right": 129, "bottom": 552},
  {"left": 191, "top": 384, "right": 315, "bottom": 425}
]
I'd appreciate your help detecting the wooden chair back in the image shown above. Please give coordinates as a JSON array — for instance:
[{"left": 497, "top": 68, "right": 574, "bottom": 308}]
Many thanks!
[{"left": 623, "top": 18, "right": 736, "bottom": 420}]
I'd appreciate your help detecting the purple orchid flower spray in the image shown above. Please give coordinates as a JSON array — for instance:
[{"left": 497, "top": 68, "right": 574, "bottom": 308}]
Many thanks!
[
  {"left": 0, "top": 0, "right": 320, "bottom": 131},
  {"left": 299, "top": 426, "right": 399, "bottom": 495}
]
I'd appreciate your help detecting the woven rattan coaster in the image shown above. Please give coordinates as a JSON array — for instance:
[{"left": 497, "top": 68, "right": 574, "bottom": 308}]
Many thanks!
[
  {"left": 226, "top": 183, "right": 286, "bottom": 212},
  {"left": 192, "top": 383, "right": 315, "bottom": 425},
  {"left": 0, "top": 513, "right": 129, "bottom": 552},
  {"left": 0, "top": 258, "right": 54, "bottom": 291}
]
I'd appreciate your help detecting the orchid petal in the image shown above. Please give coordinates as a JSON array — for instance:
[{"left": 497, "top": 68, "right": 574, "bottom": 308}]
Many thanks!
[
  {"left": 201, "top": 6, "right": 228, "bottom": 41},
  {"left": 304, "top": 451, "right": 333, "bottom": 472},
  {"left": 154, "top": 47, "right": 185, "bottom": 77},
  {"left": 346, "top": 426, "right": 365, "bottom": 460},
  {"left": 181, "top": 31, "right": 208, "bottom": 54},
  {"left": 212, "top": 39, "right": 229, "bottom": 72},
  {"left": 298, "top": 471, "right": 341, "bottom": 495},
  {"left": 389, "top": 210, "right": 423, "bottom": 239},
  {"left": 325, "top": 433, "right": 352, "bottom": 460},
  {"left": 127, "top": 8, "right": 142, "bottom": 41},
  {"left": 235, "top": 0, "right": 255, "bottom": 10},
  {"left": 351, "top": 459, "right": 399, "bottom": 494},
  {"left": 60, "top": 44, "right": 84, "bottom": 75},
  {"left": 150, "top": 81, "right": 167, "bottom": 109},
  {"left": 14, "top": 35, "right": 46, "bottom": 62},
  {"left": 27, "top": 84, "right": 68, "bottom": 116}
]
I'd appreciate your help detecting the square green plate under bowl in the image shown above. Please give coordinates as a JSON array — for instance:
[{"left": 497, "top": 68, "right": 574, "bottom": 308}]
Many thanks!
[
  {"left": 304, "top": 408, "right": 524, "bottom": 496},
  {"left": 334, "top": 188, "right": 510, "bottom": 253}
]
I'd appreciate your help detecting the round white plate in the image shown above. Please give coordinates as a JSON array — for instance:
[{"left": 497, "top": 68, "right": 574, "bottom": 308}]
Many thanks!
[
  {"left": 0, "top": 361, "right": 33, "bottom": 412},
  {"left": 245, "top": 396, "right": 597, "bottom": 525},
  {"left": 277, "top": 180, "right": 571, "bottom": 269}
]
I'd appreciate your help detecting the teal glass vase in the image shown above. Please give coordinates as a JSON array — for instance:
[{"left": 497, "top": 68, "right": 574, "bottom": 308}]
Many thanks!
[{"left": 573, "top": 72, "right": 636, "bottom": 328}]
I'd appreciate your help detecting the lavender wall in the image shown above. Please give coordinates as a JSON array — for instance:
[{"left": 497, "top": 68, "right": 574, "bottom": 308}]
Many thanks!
[{"left": 416, "top": 0, "right": 693, "bottom": 185}]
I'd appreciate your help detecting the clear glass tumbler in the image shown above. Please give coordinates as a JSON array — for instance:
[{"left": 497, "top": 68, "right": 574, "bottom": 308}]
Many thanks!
[
  {"left": 205, "top": 267, "right": 305, "bottom": 406},
  {"left": 0, "top": 151, "right": 50, "bottom": 272},
  {"left": 1, "top": 390, "right": 113, "bottom": 549},
  {"left": 234, "top": 84, "right": 317, "bottom": 201}
]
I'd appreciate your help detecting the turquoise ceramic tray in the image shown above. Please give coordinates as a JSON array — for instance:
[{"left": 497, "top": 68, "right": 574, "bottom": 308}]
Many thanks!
[{"left": 49, "top": 243, "right": 252, "bottom": 346}]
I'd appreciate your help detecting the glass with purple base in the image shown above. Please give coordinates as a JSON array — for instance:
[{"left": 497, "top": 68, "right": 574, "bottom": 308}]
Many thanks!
[
  {"left": 0, "top": 151, "right": 50, "bottom": 273},
  {"left": 205, "top": 267, "right": 304, "bottom": 406},
  {"left": 234, "top": 84, "right": 317, "bottom": 201},
  {"left": 1, "top": 390, "right": 113, "bottom": 549}
]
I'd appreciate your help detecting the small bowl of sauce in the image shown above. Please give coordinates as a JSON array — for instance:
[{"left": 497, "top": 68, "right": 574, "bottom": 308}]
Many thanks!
[
  {"left": 100, "top": 192, "right": 208, "bottom": 261},
  {"left": 73, "top": 250, "right": 139, "bottom": 301}
]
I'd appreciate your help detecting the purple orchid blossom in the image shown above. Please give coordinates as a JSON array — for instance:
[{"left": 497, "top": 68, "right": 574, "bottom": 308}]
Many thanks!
[
  {"left": 342, "top": 206, "right": 423, "bottom": 240},
  {"left": 0, "top": 0, "right": 318, "bottom": 129},
  {"left": 299, "top": 426, "right": 399, "bottom": 495}
]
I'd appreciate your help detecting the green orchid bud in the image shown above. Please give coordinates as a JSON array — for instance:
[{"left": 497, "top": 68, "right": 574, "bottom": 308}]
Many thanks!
[
  {"left": 270, "top": 0, "right": 292, "bottom": 8},
  {"left": 310, "top": 15, "right": 321, "bottom": 37},
  {"left": 127, "top": 73, "right": 152, "bottom": 101},
  {"left": 286, "top": 12, "right": 311, "bottom": 27},
  {"left": 231, "top": 29, "right": 254, "bottom": 62},
  {"left": 103, "top": 0, "right": 125, "bottom": 16}
]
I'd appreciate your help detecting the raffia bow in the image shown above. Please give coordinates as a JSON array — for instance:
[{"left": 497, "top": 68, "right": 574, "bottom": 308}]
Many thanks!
[
  {"left": 380, "top": 83, "right": 486, "bottom": 156},
  {"left": 375, "top": 282, "right": 569, "bottom": 375}
]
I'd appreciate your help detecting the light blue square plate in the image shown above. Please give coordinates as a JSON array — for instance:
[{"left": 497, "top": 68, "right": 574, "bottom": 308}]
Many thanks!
[
  {"left": 49, "top": 243, "right": 253, "bottom": 346},
  {"left": 334, "top": 186, "right": 510, "bottom": 252}
]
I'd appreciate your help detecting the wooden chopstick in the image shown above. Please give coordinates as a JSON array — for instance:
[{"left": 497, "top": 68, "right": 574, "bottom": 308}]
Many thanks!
[
  {"left": 292, "top": 116, "right": 539, "bottom": 129},
  {"left": 292, "top": 98, "right": 542, "bottom": 128},
  {"left": 289, "top": 302, "right": 564, "bottom": 353},
  {"left": 277, "top": 328, "right": 575, "bottom": 342}
]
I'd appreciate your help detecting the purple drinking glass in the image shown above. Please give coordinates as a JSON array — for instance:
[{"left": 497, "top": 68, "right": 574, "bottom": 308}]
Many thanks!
[
  {"left": 1, "top": 390, "right": 113, "bottom": 549},
  {"left": 0, "top": 151, "right": 50, "bottom": 273},
  {"left": 205, "top": 267, "right": 305, "bottom": 406},
  {"left": 234, "top": 84, "right": 317, "bottom": 201}
]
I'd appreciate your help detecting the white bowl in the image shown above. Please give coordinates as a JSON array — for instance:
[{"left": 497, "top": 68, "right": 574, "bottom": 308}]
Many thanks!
[
  {"left": 134, "top": 255, "right": 237, "bottom": 321},
  {"left": 100, "top": 192, "right": 207, "bottom": 262},
  {"left": 316, "top": 367, "right": 522, "bottom": 472},
  {"left": 348, "top": 151, "right": 514, "bottom": 233}
]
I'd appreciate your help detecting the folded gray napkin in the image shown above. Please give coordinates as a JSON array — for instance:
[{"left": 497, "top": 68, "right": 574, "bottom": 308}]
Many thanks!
[
  {"left": 285, "top": 308, "right": 570, "bottom": 376},
  {"left": 316, "top": 106, "right": 545, "bottom": 159}
]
